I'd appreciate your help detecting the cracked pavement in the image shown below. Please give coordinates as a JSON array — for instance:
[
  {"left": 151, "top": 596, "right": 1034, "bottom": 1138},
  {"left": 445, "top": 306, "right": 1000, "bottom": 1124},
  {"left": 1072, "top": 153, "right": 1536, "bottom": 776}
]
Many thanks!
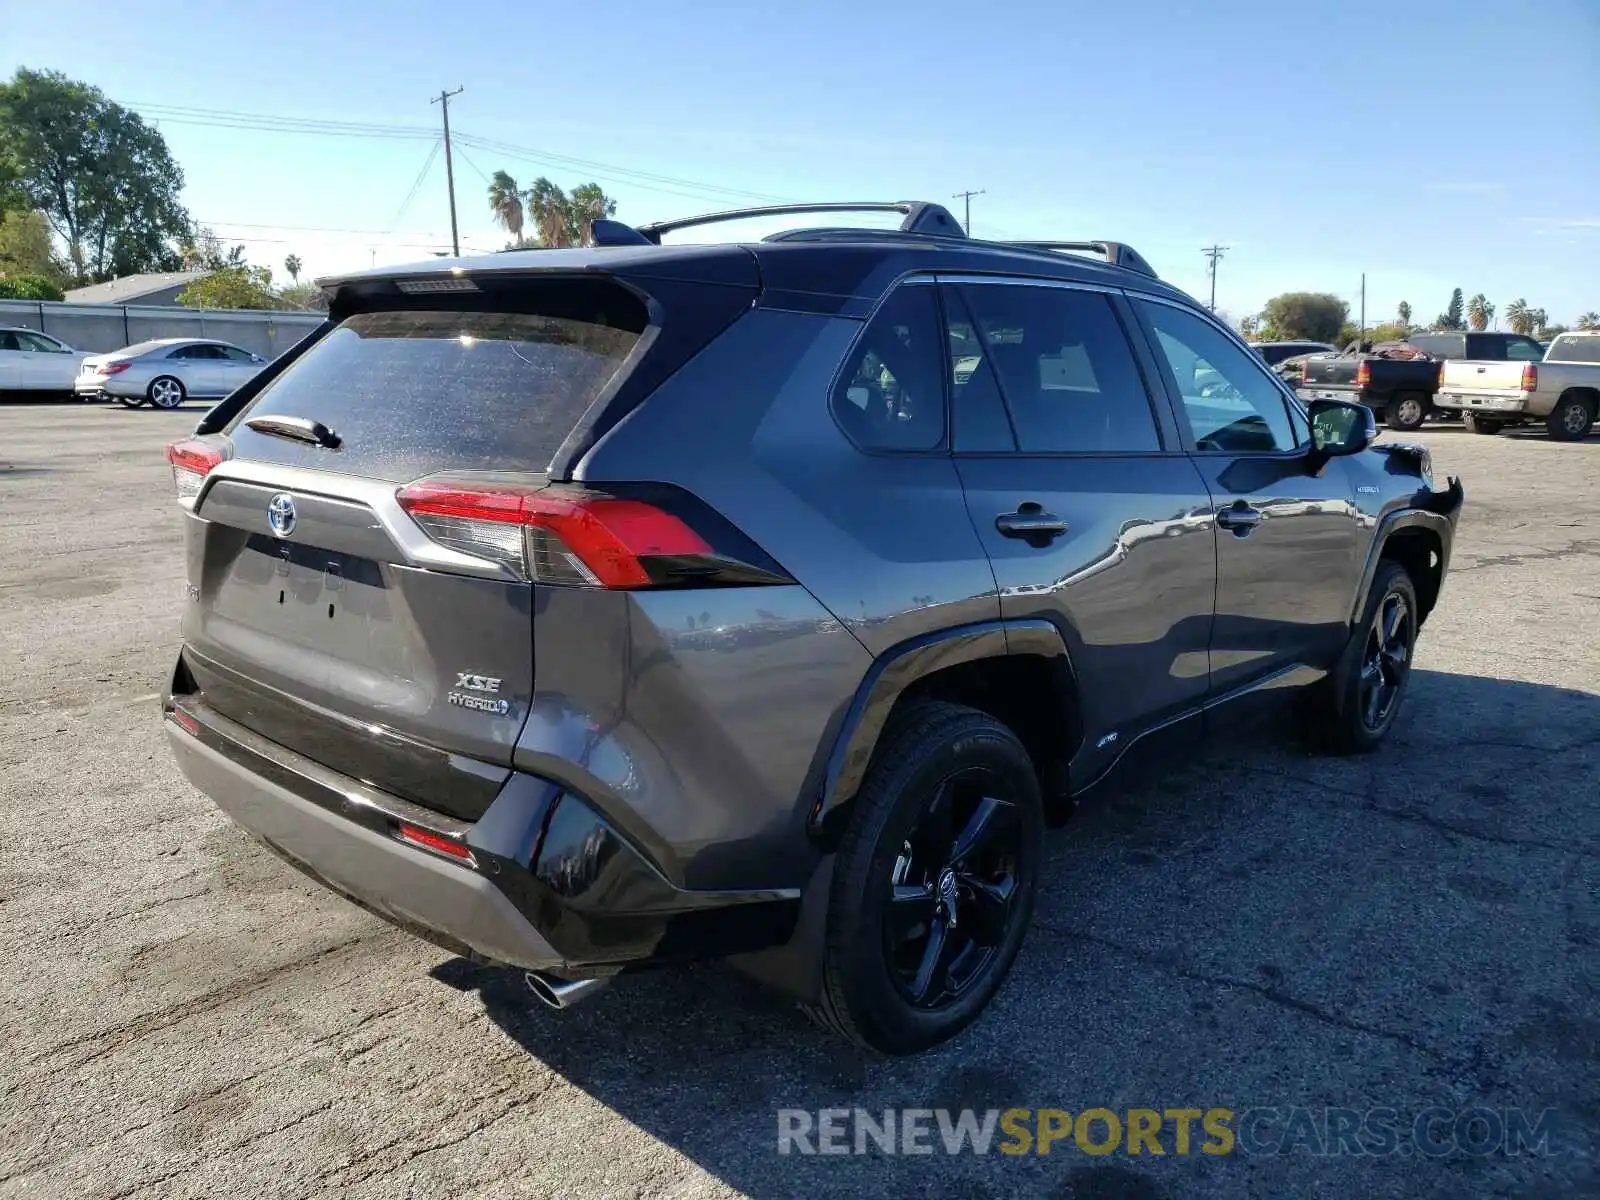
[{"left": 0, "top": 404, "right": 1596, "bottom": 1199}]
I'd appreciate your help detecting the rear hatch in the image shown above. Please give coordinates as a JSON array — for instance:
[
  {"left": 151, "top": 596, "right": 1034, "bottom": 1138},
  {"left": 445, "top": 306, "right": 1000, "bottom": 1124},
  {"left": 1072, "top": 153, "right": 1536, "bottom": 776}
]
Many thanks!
[
  {"left": 169, "top": 260, "right": 757, "bottom": 821},
  {"left": 1301, "top": 355, "right": 1359, "bottom": 390},
  {"left": 1440, "top": 359, "right": 1528, "bottom": 396}
]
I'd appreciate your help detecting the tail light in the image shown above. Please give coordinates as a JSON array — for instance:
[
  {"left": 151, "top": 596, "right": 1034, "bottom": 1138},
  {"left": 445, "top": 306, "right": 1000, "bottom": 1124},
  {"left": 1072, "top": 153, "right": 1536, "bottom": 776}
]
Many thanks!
[
  {"left": 165, "top": 439, "right": 226, "bottom": 503},
  {"left": 1521, "top": 363, "right": 1538, "bottom": 392},
  {"left": 396, "top": 478, "right": 791, "bottom": 589},
  {"left": 395, "top": 822, "right": 476, "bottom": 865},
  {"left": 1436, "top": 362, "right": 1445, "bottom": 387},
  {"left": 96, "top": 362, "right": 131, "bottom": 376},
  {"left": 1355, "top": 361, "right": 1372, "bottom": 389}
]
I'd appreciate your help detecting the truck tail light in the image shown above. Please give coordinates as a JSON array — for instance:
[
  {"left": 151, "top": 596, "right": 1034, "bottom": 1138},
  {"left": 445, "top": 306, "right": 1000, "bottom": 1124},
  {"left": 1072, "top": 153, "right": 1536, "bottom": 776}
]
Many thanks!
[
  {"left": 396, "top": 478, "right": 792, "bottom": 590},
  {"left": 164, "top": 439, "right": 227, "bottom": 503},
  {"left": 1521, "top": 363, "right": 1538, "bottom": 392},
  {"left": 1355, "top": 361, "right": 1372, "bottom": 389}
]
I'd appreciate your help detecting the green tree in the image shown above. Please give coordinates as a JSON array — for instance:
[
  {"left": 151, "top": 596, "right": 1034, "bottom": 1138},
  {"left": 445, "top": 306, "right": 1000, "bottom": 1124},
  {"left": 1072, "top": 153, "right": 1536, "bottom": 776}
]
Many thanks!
[
  {"left": 565, "top": 182, "right": 617, "bottom": 244},
  {"left": 1505, "top": 299, "right": 1532, "bottom": 335},
  {"left": 0, "top": 68, "right": 190, "bottom": 282},
  {"left": 275, "top": 282, "right": 327, "bottom": 312},
  {"left": 488, "top": 170, "right": 525, "bottom": 244},
  {"left": 0, "top": 275, "right": 63, "bottom": 300},
  {"left": 1577, "top": 312, "right": 1599, "bottom": 331},
  {"left": 1434, "top": 288, "right": 1465, "bottom": 331},
  {"left": 283, "top": 253, "right": 302, "bottom": 285},
  {"left": 0, "top": 208, "right": 64, "bottom": 282},
  {"left": 1540, "top": 324, "right": 1568, "bottom": 340},
  {"left": 1364, "top": 322, "right": 1411, "bottom": 343},
  {"left": 176, "top": 266, "right": 277, "bottom": 310},
  {"left": 180, "top": 226, "right": 247, "bottom": 271},
  {"left": 1396, "top": 300, "right": 1412, "bottom": 328},
  {"left": 1260, "top": 292, "right": 1349, "bottom": 343},
  {"left": 1529, "top": 308, "right": 1548, "bottom": 336}
]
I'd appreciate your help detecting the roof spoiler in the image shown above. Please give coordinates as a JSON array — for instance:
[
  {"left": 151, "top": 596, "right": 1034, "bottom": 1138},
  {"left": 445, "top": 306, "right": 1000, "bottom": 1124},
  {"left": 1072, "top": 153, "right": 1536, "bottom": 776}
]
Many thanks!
[{"left": 1004, "top": 241, "right": 1158, "bottom": 279}]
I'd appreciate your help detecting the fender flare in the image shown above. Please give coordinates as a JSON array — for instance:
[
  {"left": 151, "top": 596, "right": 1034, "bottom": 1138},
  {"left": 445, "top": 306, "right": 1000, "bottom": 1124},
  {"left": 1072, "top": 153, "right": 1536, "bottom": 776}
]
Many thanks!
[
  {"left": 809, "top": 618, "right": 1073, "bottom": 834},
  {"left": 1346, "top": 482, "right": 1463, "bottom": 625}
]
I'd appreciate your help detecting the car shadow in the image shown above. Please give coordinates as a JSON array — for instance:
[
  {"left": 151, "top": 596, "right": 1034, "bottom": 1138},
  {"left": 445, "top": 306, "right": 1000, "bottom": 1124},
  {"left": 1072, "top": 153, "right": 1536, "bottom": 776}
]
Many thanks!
[{"left": 432, "top": 667, "right": 1600, "bottom": 1199}]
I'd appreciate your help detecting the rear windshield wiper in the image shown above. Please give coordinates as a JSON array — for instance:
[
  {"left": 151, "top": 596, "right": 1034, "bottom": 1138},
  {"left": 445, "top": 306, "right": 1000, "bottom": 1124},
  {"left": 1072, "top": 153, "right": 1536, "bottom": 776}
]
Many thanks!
[{"left": 243, "top": 414, "right": 342, "bottom": 450}]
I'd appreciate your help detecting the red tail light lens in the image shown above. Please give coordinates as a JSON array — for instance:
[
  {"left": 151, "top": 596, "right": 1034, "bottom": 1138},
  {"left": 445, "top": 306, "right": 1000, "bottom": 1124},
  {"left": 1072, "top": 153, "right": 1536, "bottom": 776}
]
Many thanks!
[
  {"left": 1355, "top": 361, "right": 1372, "bottom": 389},
  {"left": 1521, "top": 363, "right": 1538, "bottom": 392},
  {"left": 395, "top": 822, "right": 475, "bottom": 864},
  {"left": 165, "top": 439, "right": 226, "bottom": 503},
  {"left": 397, "top": 480, "right": 712, "bottom": 588},
  {"left": 96, "top": 362, "right": 131, "bottom": 376}
]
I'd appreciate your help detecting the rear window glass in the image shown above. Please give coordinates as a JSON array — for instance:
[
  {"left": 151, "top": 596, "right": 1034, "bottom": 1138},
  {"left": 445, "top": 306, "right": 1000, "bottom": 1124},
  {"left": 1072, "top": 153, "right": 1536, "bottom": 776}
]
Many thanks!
[
  {"left": 1548, "top": 336, "right": 1600, "bottom": 363},
  {"left": 229, "top": 307, "right": 642, "bottom": 481}
]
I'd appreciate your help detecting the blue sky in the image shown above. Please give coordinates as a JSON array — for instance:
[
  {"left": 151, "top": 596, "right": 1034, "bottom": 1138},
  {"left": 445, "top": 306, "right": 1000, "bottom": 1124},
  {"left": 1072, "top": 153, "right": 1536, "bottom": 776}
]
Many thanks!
[{"left": 6, "top": 0, "right": 1598, "bottom": 325}]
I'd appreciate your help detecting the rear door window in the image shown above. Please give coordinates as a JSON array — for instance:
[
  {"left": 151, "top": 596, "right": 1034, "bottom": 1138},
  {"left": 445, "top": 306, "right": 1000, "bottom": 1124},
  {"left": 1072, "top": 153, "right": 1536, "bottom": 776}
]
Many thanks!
[
  {"left": 231, "top": 305, "right": 644, "bottom": 480},
  {"left": 830, "top": 284, "right": 946, "bottom": 451}
]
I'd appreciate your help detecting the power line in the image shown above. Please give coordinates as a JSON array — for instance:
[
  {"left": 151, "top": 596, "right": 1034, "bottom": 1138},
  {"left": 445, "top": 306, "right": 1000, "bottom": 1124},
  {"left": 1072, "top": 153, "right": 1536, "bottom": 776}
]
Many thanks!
[
  {"left": 1202, "top": 244, "right": 1229, "bottom": 311},
  {"left": 387, "top": 139, "right": 443, "bottom": 232},
  {"left": 133, "top": 101, "right": 436, "bottom": 141},
  {"left": 952, "top": 189, "right": 985, "bottom": 235}
]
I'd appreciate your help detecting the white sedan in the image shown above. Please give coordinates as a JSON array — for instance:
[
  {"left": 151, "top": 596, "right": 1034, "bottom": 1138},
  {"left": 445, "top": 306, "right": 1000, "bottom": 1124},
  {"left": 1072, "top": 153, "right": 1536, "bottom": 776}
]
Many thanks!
[
  {"left": 0, "top": 326, "right": 90, "bottom": 395},
  {"left": 74, "top": 337, "right": 268, "bottom": 408}
]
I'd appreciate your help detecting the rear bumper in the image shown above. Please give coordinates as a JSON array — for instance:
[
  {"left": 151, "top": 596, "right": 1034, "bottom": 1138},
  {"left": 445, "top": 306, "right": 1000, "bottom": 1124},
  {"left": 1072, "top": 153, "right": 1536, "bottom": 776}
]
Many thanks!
[
  {"left": 1437, "top": 390, "right": 1531, "bottom": 415},
  {"left": 164, "top": 692, "right": 801, "bottom": 975}
]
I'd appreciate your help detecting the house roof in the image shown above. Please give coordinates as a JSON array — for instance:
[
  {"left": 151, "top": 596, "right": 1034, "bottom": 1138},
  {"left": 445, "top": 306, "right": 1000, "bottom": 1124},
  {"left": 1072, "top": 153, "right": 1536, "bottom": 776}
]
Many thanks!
[{"left": 64, "top": 271, "right": 208, "bottom": 305}]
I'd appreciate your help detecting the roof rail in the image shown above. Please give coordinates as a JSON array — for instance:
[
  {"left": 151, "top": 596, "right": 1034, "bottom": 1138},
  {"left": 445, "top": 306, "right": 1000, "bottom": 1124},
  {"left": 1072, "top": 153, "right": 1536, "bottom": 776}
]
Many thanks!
[
  {"left": 1006, "top": 241, "right": 1157, "bottom": 279},
  {"left": 634, "top": 202, "right": 965, "bottom": 244}
]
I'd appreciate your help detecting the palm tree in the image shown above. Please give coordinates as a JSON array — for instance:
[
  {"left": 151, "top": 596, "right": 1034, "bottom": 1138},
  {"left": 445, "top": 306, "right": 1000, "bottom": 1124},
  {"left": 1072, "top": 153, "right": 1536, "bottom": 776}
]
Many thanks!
[
  {"left": 1578, "top": 312, "right": 1599, "bottom": 331},
  {"left": 526, "top": 178, "right": 570, "bottom": 248},
  {"left": 1467, "top": 294, "right": 1490, "bottom": 331},
  {"left": 1397, "top": 300, "right": 1412, "bottom": 329},
  {"left": 566, "top": 183, "right": 617, "bottom": 246},
  {"left": 283, "top": 254, "right": 302, "bottom": 285},
  {"left": 1505, "top": 298, "right": 1531, "bottom": 335},
  {"left": 488, "top": 171, "right": 525, "bottom": 244},
  {"left": 1529, "top": 308, "right": 1548, "bottom": 336}
]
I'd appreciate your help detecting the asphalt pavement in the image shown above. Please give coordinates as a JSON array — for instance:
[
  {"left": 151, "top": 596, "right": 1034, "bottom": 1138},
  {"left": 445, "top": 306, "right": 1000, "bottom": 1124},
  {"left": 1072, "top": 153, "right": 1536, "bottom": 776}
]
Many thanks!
[{"left": 0, "top": 402, "right": 1595, "bottom": 1199}]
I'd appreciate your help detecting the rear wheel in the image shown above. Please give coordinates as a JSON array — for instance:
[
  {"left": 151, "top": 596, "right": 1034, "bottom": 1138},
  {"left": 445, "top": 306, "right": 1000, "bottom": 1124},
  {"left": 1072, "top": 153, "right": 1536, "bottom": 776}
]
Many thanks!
[
  {"left": 147, "top": 376, "right": 186, "bottom": 409},
  {"left": 1546, "top": 394, "right": 1596, "bottom": 441},
  {"left": 1462, "top": 411, "right": 1502, "bottom": 435},
  {"left": 1385, "top": 392, "right": 1429, "bottom": 431},
  {"left": 1305, "top": 561, "right": 1418, "bottom": 755},
  {"left": 116, "top": 394, "right": 145, "bottom": 408},
  {"left": 808, "top": 700, "right": 1042, "bottom": 1055}
]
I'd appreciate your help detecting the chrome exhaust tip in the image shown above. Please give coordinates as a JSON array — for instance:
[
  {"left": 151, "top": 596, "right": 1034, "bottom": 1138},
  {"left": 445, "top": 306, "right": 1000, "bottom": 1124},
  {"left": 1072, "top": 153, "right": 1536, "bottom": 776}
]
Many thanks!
[{"left": 524, "top": 971, "right": 609, "bottom": 1010}]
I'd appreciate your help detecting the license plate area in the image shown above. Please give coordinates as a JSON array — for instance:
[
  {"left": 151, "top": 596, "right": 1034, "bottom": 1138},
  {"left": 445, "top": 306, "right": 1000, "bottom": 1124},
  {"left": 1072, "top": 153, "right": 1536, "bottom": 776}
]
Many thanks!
[{"left": 215, "top": 534, "right": 394, "bottom": 645}]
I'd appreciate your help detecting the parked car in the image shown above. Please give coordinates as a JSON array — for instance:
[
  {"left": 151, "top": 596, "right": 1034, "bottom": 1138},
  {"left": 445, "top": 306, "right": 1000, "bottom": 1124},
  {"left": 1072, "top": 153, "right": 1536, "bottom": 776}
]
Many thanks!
[
  {"left": 1252, "top": 340, "right": 1336, "bottom": 367},
  {"left": 0, "top": 326, "right": 89, "bottom": 396},
  {"left": 1438, "top": 331, "right": 1600, "bottom": 439},
  {"left": 1299, "top": 341, "right": 1441, "bottom": 430},
  {"left": 74, "top": 338, "right": 267, "bottom": 408},
  {"left": 1406, "top": 331, "right": 1548, "bottom": 421},
  {"left": 160, "top": 201, "right": 1463, "bottom": 1055}
]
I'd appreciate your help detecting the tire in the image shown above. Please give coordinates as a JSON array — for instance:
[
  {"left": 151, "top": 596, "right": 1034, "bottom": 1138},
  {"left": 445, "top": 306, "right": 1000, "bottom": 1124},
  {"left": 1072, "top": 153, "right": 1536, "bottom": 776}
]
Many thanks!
[
  {"left": 806, "top": 700, "right": 1043, "bottom": 1055},
  {"left": 1545, "top": 394, "right": 1596, "bottom": 442},
  {"left": 1385, "top": 392, "right": 1429, "bottom": 431},
  {"left": 1462, "top": 411, "right": 1501, "bottom": 435},
  {"left": 1305, "top": 561, "right": 1419, "bottom": 755},
  {"left": 117, "top": 394, "right": 145, "bottom": 408},
  {"left": 147, "top": 375, "right": 186, "bottom": 409}
]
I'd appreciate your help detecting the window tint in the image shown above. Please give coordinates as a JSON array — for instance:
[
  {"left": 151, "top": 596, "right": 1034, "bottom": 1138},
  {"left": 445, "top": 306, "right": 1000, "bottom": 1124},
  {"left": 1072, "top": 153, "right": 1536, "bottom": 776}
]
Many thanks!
[
  {"left": 831, "top": 284, "right": 945, "bottom": 451},
  {"left": 0, "top": 331, "right": 20, "bottom": 351},
  {"left": 15, "top": 331, "right": 62, "bottom": 352},
  {"left": 173, "top": 344, "right": 220, "bottom": 360},
  {"left": 944, "top": 290, "right": 1015, "bottom": 451},
  {"left": 218, "top": 345, "right": 256, "bottom": 362},
  {"left": 1410, "top": 333, "right": 1460, "bottom": 360},
  {"left": 1548, "top": 336, "right": 1600, "bottom": 363},
  {"left": 955, "top": 285, "right": 1159, "bottom": 453},
  {"left": 1505, "top": 339, "right": 1544, "bottom": 362},
  {"left": 1140, "top": 302, "right": 1299, "bottom": 453}
]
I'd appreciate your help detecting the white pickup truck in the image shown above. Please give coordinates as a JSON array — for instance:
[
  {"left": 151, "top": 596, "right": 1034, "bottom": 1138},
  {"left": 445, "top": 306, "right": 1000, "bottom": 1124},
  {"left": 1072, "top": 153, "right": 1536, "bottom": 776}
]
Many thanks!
[{"left": 1437, "top": 331, "right": 1600, "bottom": 440}]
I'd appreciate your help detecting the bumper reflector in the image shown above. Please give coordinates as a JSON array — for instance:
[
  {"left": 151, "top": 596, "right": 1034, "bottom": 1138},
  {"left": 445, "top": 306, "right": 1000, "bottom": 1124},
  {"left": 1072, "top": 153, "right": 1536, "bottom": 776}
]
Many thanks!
[{"left": 396, "top": 822, "right": 476, "bottom": 865}]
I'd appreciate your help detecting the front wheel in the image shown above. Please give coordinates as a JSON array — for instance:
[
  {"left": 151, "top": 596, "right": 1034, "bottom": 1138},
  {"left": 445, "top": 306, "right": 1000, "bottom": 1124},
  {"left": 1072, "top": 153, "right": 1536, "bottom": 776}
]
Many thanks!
[
  {"left": 147, "top": 375, "right": 186, "bottom": 409},
  {"left": 808, "top": 700, "right": 1043, "bottom": 1055},
  {"left": 1386, "top": 392, "right": 1429, "bottom": 431},
  {"left": 1546, "top": 395, "right": 1596, "bottom": 441},
  {"left": 1462, "top": 411, "right": 1502, "bottom": 435},
  {"left": 1305, "top": 561, "right": 1418, "bottom": 755}
]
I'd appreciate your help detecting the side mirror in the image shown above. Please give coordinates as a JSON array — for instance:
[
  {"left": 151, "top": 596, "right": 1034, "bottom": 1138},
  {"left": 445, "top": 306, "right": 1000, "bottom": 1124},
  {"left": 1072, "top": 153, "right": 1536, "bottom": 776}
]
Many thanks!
[{"left": 1306, "top": 399, "right": 1375, "bottom": 468}]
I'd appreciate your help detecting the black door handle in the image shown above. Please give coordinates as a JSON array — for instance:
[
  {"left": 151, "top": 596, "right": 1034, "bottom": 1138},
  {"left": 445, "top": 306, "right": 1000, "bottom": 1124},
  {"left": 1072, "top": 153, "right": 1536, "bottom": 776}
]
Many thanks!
[
  {"left": 996, "top": 503, "right": 1068, "bottom": 541},
  {"left": 1216, "top": 502, "right": 1264, "bottom": 534}
]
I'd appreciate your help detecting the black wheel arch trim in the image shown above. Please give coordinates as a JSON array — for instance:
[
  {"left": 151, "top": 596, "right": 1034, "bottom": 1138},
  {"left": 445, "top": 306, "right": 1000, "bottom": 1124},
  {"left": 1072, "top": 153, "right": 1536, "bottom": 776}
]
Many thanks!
[
  {"left": 1347, "top": 481, "right": 1464, "bottom": 626},
  {"left": 810, "top": 618, "right": 1074, "bottom": 836}
]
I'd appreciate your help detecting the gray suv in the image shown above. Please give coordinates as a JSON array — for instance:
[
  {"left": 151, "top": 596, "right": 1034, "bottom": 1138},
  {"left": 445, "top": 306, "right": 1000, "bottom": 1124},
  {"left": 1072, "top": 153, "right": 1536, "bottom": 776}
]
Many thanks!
[{"left": 162, "top": 202, "right": 1464, "bottom": 1054}]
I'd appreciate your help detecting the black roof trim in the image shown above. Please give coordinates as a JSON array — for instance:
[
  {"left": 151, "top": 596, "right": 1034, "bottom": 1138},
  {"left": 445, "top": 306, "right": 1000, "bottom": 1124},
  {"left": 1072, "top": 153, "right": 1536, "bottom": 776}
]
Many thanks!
[{"left": 636, "top": 201, "right": 964, "bottom": 242}]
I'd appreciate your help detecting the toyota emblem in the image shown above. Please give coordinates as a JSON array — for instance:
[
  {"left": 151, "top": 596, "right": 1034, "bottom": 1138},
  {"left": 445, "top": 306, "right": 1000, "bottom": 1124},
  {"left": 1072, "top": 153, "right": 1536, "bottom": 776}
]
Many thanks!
[{"left": 267, "top": 493, "right": 297, "bottom": 538}]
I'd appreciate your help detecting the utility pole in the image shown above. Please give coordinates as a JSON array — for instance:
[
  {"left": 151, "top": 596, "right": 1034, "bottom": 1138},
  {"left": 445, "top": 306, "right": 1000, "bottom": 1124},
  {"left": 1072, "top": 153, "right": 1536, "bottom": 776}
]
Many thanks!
[
  {"left": 1202, "top": 244, "right": 1229, "bottom": 311},
  {"left": 952, "top": 189, "right": 985, "bottom": 236},
  {"left": 431, "top": 86, "right": 464, "bottom": 257}
]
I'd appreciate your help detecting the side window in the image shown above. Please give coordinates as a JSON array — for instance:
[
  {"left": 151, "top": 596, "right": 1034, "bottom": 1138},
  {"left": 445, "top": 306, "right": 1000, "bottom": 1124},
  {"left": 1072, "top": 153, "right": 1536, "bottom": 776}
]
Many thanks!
[
  {"left": 16, "top": 332, "right": 58, "bottom": 353},
  {"left": 943, "top": 288, "right": 1015, "bottom": 451},
  {"left": 1505, "top": 339, "right": 1543, "bottom": 362},
  {"left": 219, "top": 345, "right": 256, "bottom": 362},
  {"left": 831, "top": 284, "right": 945, "bottom": 451},
  {"left": 955, "top": 285, "right": 1160, "bottom": 453},
  {"left": 0, "top": 332, "right": 20, "bottom": 351},
  {"left": 1139, "top": 302, "right": 1300, "bottom": 453}
]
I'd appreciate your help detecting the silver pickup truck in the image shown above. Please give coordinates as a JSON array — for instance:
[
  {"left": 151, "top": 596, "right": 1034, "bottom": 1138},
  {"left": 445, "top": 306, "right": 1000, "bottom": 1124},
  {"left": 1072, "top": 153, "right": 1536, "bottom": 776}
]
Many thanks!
[{"left": 1438, "top": 332, "right": 1600, "bottom": 439}]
